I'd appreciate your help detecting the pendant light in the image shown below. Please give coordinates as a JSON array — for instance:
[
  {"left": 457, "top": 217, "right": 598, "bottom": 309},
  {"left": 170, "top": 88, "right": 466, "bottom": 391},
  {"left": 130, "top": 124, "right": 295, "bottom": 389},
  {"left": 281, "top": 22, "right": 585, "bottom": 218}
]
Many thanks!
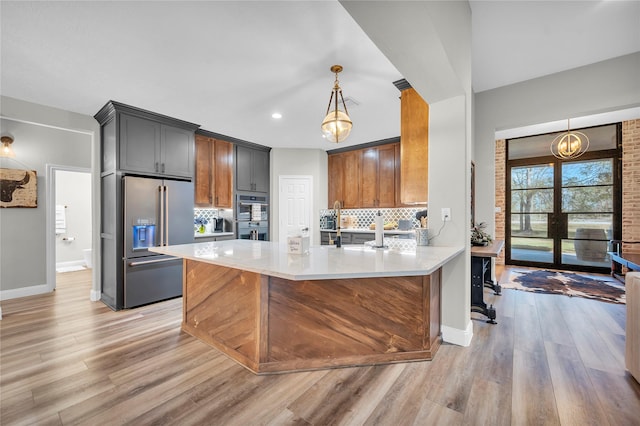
[
  {"left": 321, "top": 65, "right": 352, "bottom": 143},
  {"left": 550, "top": 119, "right": 589, "bottom": 160},
  {"left": 0, "top": 136, "right": 16, "bottom": 158}
]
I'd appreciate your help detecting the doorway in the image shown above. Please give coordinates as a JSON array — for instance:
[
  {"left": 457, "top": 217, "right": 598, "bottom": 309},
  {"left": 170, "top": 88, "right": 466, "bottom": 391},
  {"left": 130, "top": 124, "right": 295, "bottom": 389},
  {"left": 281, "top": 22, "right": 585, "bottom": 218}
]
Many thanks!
[
  {"left": 506, "top": 124, "right": 621, "bottom": 273},
  {"left": 47, "top": 165, "right": 92, "bottom": 291},
  {"left": 278, "top": 176, "right": 312, "bottom": 244}
]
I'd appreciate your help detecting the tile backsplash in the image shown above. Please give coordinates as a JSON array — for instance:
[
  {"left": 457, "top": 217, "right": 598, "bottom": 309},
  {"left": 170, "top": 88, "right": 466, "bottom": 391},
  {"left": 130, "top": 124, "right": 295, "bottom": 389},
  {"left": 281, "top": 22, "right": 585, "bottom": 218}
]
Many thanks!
[{"left": 319, "top": 207, "right": 428, "bottom": 229}]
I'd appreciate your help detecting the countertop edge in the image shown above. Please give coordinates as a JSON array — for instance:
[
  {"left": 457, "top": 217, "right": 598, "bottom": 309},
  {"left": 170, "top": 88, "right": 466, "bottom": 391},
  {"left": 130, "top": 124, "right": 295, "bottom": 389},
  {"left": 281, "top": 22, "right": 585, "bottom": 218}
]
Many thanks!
[{"left": 151, "top": 241, "right": 465, "bottom": 281}]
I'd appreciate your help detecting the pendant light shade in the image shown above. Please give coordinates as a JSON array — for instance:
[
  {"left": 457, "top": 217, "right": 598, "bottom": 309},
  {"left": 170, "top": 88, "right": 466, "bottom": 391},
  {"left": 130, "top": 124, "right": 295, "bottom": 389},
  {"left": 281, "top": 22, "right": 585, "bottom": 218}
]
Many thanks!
[
  {"left": 550, "top": 119, "right": 589, "bottom": 160},
  {"left": 321, "top": 65, "right": 352, "bottom": 143},
  {"left": 0, "top": 136, "right": 15, "bottom": 158}
]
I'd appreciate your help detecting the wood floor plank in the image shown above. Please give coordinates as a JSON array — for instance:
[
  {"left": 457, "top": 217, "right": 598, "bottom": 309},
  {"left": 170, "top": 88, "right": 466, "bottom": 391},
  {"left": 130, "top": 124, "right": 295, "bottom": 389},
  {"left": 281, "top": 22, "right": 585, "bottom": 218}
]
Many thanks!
[
  {"left": 544, "top": 341, "right": 610, "bottom": 425},
  {"left": 586, "top": 366, "right": 640, "bottom": 426},
  {"left": 463, "top": 377, "right": 511, "bottom": 425},
  {"left": 0, "top": 268, "right": 636, "bottom": 425},
  {"left": 535, "top": 293, "right": 576, "bottom": 346},
  {"left": 362, "top": 362, "right": 436, "bottom": 425},
  {"left": 557, "top": 295, "right": 623, "bottom": 374},
  {"left": 511, "top": 348, "right": 561, "bottom": 426}
]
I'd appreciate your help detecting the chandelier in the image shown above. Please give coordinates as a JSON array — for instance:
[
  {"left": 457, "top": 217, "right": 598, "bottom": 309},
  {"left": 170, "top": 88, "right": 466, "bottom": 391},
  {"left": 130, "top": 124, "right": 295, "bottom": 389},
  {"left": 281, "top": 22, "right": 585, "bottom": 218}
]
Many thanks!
[
  {"left": 321, "top": 65, "right": 352, "bottom": 143},
  {"left": 550, "top": 119, "right": 589, "bottom": 160}
]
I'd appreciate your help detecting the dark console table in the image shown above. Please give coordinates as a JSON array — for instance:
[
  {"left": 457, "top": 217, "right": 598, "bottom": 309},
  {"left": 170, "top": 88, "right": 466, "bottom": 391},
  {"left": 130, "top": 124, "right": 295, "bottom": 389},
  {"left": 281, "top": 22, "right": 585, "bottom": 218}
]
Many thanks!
[{"left": 471, "top": 240, "right": 504, "bottom": 324}]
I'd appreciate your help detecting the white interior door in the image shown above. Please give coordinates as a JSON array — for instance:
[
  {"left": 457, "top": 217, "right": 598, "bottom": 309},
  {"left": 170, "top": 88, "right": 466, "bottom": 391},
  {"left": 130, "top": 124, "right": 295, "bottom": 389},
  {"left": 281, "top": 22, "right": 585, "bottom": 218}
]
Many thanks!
[{"left": 279, "top": 176, "right": 312, "bottom": 243}]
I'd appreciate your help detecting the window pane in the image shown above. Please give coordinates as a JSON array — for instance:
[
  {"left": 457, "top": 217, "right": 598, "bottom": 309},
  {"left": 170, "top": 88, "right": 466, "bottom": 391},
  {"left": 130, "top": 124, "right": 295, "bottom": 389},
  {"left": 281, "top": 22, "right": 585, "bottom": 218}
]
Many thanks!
[
  {"left": 562, "top": 159, "right": 613, "bottom": 187},
  {"left": 511, "top": 189, "right": 553, "bottom": 213},
  {"left": 561, "top": 239, "right": 610, "bottom": 268},
  {"left": 567, "top": 214, "right": 613, "bottom": 239},
  {"left": 562, "top": 186, "right": 613, "bottom": 212},
  {"left": 511, "top": 165, "right": 553, "bottom": 189},
  {"left": 511, "top": 213, "right": 548, "bottom": 237},
  {"left": 510, "top": 237, "right": 553, "bottom": 263}
]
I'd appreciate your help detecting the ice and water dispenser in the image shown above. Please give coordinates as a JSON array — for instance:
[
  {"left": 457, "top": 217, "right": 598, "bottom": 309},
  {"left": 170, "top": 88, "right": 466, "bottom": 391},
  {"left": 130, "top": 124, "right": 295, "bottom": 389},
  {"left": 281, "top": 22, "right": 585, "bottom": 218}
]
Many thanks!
[{"left": 132, "top": 218, "right": 156, "bottom": 250}]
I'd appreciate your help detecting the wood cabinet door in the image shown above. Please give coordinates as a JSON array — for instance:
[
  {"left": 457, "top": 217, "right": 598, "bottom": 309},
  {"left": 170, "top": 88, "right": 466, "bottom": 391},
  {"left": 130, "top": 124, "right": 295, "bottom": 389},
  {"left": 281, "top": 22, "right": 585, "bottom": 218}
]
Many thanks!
[
  {"left": 341, "top": 150, "right": 361, "bottom": 208},
  {"left": 400, "top": 88, "right": 429, "bottom": 204},
  {"left": 119, "top": 114, "right": 161, "bottom": 174},
  {"left": 213, "top": 139, "right": 233, "bottom": 207},
  {"left": 360, "top": 148, "right": 378, "bottom": 208},
  {"left": 161, "top": 125, "right": 194, "bottom": 178},
  {"left": 328, "top": 154, "right": 343, "bottom": 208},
  {"left": 194, "top": 135, "right": 213, "bottom": 206},
  {"left": 377, "top": 144, "right": 397, "bottom": 208}
]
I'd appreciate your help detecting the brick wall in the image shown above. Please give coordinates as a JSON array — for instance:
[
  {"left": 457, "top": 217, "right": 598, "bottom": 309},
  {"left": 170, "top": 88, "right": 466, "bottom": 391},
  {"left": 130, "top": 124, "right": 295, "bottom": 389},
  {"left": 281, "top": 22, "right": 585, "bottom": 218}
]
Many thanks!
[
  {"left": 493, "top": 119, "right": 640, "bottom": 263},
  {"left": 622, "top": 119, "right": 640, "bottom": 254},
  {"left": 494, "top": 139, "right": 506, "bottom": 265}
]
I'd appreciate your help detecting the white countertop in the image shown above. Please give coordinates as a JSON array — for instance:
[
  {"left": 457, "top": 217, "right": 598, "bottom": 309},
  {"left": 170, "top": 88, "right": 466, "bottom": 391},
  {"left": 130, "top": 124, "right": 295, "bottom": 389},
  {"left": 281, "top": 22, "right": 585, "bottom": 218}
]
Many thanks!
[
  {"left": 151, "top": 240, "right": 464, "bottom": 281},
  {"left": 320, "top": 228, "right": 416, "bottom": 235}
]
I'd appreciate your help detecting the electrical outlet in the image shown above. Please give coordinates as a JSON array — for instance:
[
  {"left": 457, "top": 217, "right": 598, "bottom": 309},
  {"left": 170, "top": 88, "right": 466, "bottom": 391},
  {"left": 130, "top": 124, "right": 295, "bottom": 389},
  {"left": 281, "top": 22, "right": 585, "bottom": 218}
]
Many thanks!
[{"left": 441, "top": 208, "right": 451, "bottom": 221}]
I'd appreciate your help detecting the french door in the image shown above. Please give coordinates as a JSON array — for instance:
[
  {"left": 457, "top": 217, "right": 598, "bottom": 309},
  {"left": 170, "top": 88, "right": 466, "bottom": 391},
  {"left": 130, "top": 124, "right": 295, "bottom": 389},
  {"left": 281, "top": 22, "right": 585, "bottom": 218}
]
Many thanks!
[{"left": 506, "top": 131, "right": 621, "bottom": 273}]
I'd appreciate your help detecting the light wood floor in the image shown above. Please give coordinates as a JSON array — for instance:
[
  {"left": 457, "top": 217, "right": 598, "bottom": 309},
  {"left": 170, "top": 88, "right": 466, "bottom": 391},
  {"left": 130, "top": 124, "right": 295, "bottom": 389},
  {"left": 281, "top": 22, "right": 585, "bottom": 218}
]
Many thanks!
[{"left": 1, "top": 266, "right": 639, "bottom": 425}]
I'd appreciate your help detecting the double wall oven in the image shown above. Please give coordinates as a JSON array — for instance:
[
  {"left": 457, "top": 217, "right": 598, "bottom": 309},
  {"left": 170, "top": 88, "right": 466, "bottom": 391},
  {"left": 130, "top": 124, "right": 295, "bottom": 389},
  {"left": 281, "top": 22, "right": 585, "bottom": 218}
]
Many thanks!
[{"left": 236, "top": 194, "right": 269, "bottom": 240}]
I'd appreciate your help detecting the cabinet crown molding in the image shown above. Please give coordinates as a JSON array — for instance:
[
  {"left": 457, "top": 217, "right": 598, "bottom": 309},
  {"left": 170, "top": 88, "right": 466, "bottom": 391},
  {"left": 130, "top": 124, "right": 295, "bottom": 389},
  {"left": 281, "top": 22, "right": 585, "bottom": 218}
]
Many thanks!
[{"left": 94, "top": 100, "right": 200, "bottom": 131}]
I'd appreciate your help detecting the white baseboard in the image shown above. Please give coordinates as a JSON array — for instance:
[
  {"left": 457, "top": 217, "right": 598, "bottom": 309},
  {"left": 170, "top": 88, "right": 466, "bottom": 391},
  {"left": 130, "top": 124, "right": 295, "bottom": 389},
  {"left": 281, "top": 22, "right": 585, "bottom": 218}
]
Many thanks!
[
  {"left": 90, "top": 289, "right": 101, "bottom": 302},
  {"left": 56, "top": 259, "right": 85, "bottom": 268},
  {"left": 0, "top": 283, "right": 51, "bottom": 302},
  {"left": 441, "top": 320, "right": 474, "bottom": 347}
]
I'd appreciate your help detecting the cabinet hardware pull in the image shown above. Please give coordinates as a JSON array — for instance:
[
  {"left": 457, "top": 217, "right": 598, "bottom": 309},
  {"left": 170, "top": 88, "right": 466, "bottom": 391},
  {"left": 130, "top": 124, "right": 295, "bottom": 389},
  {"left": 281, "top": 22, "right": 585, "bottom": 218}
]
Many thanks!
[
  {"left": 155, "top": 162, "right": 159, "bottom": 172},
  {"left": 161, "top": 163, "right": 165, "bottom": 173}
]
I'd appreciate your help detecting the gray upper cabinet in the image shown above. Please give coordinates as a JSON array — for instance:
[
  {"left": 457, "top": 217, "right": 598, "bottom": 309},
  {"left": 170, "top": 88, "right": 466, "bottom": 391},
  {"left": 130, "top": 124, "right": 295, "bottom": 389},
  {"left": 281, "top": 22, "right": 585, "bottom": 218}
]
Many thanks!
[
  {"left": 119, "top": 114, "right": 161, "bottom": 174},
  {"left": 236, "top": 145, "right": 269, "bottom": 192},
  {"left": 96, "top": 101, "right": 199, "bottom": 179},
  {"left": 160, "top": 125, "right": 194, "bottom": 178},
  {"left": 119, "top": 113, "right": 194, "bottom": 178}
]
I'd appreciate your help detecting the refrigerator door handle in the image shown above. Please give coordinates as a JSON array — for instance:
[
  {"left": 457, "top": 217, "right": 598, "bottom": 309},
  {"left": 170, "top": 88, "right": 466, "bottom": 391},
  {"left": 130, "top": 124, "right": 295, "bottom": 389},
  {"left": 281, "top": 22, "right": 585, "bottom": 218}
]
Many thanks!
[
  {"left": 164, "top": 185, "right": 170, "bottom": 245},
  {"left": 128, "top": 256, "right": 181, "bottom": 267},
  {"left": 159, "top": 185, "right": 165, "bottom": 246}
]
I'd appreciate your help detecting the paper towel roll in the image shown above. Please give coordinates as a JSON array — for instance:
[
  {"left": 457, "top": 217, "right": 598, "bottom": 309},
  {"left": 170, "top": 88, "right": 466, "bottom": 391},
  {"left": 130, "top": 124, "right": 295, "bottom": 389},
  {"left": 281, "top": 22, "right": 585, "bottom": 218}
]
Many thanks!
[{"left": 375, "top": 214, "right": 384, "bottom": 247}]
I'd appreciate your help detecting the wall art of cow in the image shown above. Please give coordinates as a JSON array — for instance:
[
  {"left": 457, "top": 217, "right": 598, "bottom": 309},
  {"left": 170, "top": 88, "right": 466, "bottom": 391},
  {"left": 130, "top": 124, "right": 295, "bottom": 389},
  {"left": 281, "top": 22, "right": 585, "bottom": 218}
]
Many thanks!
[{"left": 0, "top": 168, "right": 37, "bottom": 208}]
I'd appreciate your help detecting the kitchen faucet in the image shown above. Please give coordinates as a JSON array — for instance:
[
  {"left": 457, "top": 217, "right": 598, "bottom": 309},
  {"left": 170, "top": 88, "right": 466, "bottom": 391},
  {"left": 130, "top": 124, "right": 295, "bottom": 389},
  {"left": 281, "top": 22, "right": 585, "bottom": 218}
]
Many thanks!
[{"left": 333, "top": 200, "right": 342, "bottom": 248}]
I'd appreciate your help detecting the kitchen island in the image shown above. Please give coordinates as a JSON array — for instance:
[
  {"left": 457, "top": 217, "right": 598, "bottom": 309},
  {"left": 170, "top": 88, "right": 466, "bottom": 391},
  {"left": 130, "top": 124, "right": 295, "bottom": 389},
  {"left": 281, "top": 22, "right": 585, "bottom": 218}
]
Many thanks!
[{"left": 152, "top": 240, "right": 464, "bottom": 374}]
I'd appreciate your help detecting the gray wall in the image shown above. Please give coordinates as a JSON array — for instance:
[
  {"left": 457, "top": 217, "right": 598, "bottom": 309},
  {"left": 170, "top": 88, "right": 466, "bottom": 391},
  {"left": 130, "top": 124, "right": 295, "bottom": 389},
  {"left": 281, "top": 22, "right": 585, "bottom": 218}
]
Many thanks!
[
  {"left": 270, "top": 148, "right": 328, "bottom": 246},
  {"left": 474, "top": 52, "right": 640, "bottom": 238},
  {"left": 0, "top": 96, "right": 99, "bottom": 298}
]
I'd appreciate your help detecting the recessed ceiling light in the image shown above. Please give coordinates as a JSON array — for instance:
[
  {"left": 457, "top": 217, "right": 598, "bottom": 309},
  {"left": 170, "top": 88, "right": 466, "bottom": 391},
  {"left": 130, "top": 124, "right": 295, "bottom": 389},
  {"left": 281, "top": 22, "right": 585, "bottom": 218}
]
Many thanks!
[{"left": 271, "top": 112, "right": 282, "bottom": 119}]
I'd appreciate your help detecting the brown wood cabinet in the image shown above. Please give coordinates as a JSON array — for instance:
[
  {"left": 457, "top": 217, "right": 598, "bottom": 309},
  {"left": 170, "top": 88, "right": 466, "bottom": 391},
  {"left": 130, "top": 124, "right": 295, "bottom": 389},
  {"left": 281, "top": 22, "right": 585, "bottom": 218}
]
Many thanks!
[
  {"left": 194, "top": 134, "right": 233, "bottom": 208},
  {"left": 329, "top": 142, "right": 398, "bottom": 209},
  {"left": 328, "top": 149, "right": 361, "bottom": 208},
  {"left": 361, "top": 144, "right": 397, "bottom": 208},
  {"left": 400, "top": 87, "right": 429, "bottom": 204}
]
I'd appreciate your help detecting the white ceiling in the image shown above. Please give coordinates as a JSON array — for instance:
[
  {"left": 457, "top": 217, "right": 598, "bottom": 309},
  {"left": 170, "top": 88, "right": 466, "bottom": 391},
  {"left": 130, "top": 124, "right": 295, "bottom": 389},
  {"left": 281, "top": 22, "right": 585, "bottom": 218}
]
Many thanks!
[{"left": 2, "top": 1, "right": 639, "bottom": 151}]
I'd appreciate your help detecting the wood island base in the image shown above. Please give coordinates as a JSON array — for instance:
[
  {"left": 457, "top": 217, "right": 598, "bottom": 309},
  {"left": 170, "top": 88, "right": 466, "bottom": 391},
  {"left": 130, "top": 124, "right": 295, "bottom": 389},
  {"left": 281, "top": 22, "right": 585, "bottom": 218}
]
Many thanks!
[{"left": 182, "top": 259, "right": 442, "bottom": 374}]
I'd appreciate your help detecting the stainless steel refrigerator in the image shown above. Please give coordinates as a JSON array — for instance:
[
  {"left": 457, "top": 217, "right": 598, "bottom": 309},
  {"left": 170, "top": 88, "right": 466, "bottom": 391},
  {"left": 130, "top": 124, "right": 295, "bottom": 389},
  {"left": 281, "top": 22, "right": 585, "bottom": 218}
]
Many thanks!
[{"left": 121, "top": 176, "right": 193, "bottom": 308}]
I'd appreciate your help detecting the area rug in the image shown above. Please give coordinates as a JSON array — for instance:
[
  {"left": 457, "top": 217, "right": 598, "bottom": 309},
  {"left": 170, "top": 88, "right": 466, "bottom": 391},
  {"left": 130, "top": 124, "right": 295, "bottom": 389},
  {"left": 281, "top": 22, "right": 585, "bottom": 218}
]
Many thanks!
[{"left": 503, "top": 269, "right": 625, "bottom": 304}]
